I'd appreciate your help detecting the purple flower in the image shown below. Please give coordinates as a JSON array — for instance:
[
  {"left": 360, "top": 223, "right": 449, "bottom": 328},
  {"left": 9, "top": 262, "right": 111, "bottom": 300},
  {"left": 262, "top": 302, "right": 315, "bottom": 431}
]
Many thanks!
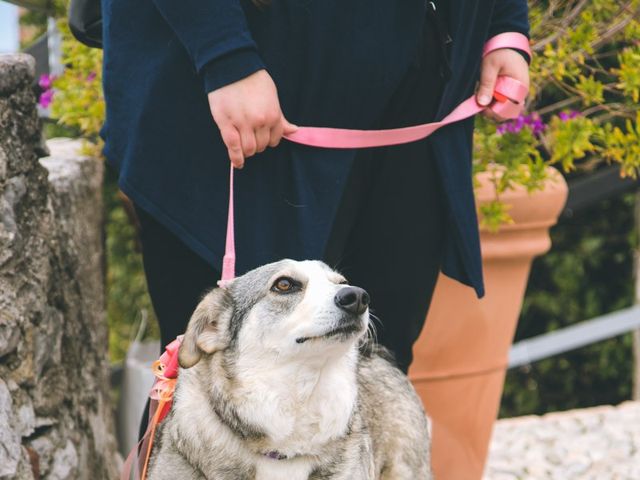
[
  {"left": 496, "top": 113, "right": 546, "bottom": 137},
  {"left": 39, "top": 89, "right": 55, "bottom": 108},
  {"left": 87, "top": 71, "right": 97, "bottom": 82},
  {"left": 522, "top": 113, "right": 545, "bottom": 135},
  {"left": 531, "top": 119, "right": 545, "bottom": 135},
  {"left": 558, "top": 110, "right": 581, "bottom": 121},
  {"left": 38, "top": 74, "right": 54, "bottom": 89}
]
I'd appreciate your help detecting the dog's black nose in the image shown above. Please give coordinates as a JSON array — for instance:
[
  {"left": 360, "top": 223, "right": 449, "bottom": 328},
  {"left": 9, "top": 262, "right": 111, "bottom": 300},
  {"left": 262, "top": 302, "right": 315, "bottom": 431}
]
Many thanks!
[{"left": 334, "top": 286, "right": 370, "bottom": 315}]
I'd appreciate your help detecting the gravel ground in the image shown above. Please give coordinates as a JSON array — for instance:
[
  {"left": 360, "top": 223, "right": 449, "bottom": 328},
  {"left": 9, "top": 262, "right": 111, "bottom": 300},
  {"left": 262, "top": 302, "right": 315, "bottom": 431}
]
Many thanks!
[{"left": 484, "top": 402, "right": 640, "bottom": 480}]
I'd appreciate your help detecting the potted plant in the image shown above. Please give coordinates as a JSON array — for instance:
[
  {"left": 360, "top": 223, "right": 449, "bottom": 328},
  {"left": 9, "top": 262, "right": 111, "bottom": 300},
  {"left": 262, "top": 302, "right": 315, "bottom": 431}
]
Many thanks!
[{"left": 409, "top": 2, "right": 640, "bottom": 479}]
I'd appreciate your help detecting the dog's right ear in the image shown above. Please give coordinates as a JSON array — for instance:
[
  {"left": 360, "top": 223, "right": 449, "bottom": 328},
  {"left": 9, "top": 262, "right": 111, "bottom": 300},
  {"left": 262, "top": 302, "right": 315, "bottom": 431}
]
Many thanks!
[{"left": 178, "top": 288, "right": 231, "bottom": 369}]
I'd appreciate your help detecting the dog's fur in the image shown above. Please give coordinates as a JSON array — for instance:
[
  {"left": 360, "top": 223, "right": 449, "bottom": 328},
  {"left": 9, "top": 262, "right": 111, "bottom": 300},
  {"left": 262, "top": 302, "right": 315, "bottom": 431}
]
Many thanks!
[{"left": 147, "top": 260, "right": 432, "bottom": 479}]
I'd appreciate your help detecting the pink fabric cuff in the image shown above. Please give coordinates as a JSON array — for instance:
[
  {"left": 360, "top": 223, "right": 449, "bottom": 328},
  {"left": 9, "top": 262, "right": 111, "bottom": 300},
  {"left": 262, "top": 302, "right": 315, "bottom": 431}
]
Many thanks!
[{"left": 483, "top": 32, "right": 532, "bottom": 62}]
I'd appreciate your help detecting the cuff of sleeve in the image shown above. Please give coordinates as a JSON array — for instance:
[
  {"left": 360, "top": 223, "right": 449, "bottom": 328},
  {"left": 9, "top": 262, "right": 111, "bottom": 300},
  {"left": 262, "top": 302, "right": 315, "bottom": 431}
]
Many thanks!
[
  {"left": 507, "top": 47, "right": 532, "bottom": 64},
  {"left": 201, "top": 48, "right": 265, "bottom": 94}
]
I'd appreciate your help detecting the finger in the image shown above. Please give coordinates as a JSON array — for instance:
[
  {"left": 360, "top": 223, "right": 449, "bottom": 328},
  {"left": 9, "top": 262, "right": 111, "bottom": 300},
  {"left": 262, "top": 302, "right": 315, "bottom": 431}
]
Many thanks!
[
  {"left": 239, "top": 126, "right": 258, "bottom": 158},
  {"left": 282, "top": 117, "right": 298, "bottom": 135},
  {"left": 255, "top": 125, "right": 271, "bottom": 153},
  {"left": 269, "top": 120, "right": 284, "bottom": 147},
  {"left": 482, "top": 109, "right": 507, "bottom": 123},
  {"left": 220, "top": 125, "right": 244, "bottom": 168},
  {"left": 476, "top": 61, "right": 500, "bottom": 107}
]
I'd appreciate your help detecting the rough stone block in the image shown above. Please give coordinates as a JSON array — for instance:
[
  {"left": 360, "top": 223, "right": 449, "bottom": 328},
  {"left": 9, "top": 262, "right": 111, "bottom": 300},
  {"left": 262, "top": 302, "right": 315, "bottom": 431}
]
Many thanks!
[{"left": 0, "top": 53, "right": 118, "bottom": 480}]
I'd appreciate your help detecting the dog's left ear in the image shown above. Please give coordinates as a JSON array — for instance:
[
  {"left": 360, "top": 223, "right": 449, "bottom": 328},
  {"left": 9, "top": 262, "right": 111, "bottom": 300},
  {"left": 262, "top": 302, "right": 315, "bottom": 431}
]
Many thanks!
[{"left": 179, "top": 288, "right": 231, "bottom": 369}]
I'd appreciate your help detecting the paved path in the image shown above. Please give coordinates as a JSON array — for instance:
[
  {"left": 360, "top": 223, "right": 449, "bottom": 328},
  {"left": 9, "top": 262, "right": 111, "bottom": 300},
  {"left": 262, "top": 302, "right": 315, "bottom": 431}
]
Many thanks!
[{"left": 484, "top": 402, "right": 640, "bottom": 479}]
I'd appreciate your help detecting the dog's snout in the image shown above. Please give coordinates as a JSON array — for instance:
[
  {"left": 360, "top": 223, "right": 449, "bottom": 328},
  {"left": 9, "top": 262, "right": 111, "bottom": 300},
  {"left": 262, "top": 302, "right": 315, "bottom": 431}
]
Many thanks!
[{"left": 334, "top": 286, "right": 370, "bottom": 315}]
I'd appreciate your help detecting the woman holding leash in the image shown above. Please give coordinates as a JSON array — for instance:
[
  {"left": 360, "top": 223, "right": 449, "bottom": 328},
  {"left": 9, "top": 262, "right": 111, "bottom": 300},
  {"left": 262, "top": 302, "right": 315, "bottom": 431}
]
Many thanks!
[{"left": 101, "top": 0, "right": 530, "bottom": 373}]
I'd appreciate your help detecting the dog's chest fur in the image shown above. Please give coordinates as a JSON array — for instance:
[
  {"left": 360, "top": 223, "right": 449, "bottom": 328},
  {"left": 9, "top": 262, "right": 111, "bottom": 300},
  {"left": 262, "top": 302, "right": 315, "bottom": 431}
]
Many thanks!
[
  {"left": 232, "top": 351, "right": 359, "bottom": 453},
  {"left": 150, "top": 354, "right": 365, "bottom": 479}
]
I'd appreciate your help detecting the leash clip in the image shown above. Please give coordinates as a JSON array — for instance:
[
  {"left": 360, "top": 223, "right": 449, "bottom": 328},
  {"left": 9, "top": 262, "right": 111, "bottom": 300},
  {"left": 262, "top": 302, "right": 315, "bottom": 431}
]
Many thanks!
[{"left": 488, "top": 75, "right": 528, "bottom": 118}]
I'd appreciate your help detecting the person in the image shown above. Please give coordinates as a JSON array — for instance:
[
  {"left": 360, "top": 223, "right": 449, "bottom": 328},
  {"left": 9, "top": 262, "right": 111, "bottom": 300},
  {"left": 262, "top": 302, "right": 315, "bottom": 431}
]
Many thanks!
[{"left": 100, "top": 0, "right": 530, "bottom": 373}]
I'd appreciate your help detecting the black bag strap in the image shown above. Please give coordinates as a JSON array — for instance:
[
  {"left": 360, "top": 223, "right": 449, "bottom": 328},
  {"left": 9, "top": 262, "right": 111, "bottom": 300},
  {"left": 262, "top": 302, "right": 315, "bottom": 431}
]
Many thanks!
[{"left": 68, "top": 0, "right": 103, "bottom": 49}]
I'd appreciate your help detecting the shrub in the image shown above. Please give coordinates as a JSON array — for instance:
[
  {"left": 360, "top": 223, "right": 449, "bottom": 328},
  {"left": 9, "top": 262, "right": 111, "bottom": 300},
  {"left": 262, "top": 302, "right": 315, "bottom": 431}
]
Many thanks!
[{"left": 475, "top": 0, "right": 640, "bottom": 228}]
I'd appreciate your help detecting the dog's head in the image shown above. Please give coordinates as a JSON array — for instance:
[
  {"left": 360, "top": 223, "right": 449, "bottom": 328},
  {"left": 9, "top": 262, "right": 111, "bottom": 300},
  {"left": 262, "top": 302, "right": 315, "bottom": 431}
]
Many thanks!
[{"left": 178, "top": 260, "right": 370, "bottom": 369}]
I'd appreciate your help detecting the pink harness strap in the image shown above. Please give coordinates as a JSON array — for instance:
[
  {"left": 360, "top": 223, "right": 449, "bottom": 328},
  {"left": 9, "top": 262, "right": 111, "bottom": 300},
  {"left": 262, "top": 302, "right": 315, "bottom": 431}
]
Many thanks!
[{"left": 218, "top": 33, "right": 531, "bottom": 285}]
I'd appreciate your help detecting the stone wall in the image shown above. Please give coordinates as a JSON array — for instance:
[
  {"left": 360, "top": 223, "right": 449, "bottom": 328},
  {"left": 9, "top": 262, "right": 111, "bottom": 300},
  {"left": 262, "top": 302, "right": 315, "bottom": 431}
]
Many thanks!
[{"left": 0, "top": 54, "right": 118, "bottom": 479}]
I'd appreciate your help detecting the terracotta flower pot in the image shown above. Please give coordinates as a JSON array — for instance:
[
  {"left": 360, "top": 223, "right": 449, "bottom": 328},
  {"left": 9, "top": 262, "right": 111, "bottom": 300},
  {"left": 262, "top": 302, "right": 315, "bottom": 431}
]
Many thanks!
[{"left": 408, "top": 167, "right": 568, "bottom": 480}]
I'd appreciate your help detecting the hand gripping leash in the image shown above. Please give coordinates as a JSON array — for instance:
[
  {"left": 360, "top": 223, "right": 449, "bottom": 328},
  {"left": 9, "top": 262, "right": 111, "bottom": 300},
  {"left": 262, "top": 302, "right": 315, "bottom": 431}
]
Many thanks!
[{"left": 219, "top": 32, "right": 532, "bottom": 285}]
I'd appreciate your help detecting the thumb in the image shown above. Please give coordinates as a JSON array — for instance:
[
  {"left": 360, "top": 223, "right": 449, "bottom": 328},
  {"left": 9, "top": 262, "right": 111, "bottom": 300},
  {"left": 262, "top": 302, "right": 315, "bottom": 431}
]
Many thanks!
[
  {"left": 281, "top": 116, "right": 298, "bottom": 135},
  {"left": 476, "top": 61, "right": 499, "bottom": 106}
]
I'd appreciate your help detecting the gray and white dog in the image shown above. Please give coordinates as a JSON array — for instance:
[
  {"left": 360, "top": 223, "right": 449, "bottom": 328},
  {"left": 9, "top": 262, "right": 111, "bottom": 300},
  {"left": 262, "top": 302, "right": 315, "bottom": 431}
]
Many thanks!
[{"left": 147, "top": 259, "right": 432, "bottom": 480}]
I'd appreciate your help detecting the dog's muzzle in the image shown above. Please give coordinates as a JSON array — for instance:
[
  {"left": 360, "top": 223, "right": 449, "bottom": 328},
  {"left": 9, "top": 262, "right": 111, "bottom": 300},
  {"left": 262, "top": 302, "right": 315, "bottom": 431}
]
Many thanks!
[
  {"left": 295, "top": 286, "right": 370, "bottom": 345},
  {"left": 334, "top": 286, "right": 370, "bottom": 315}
]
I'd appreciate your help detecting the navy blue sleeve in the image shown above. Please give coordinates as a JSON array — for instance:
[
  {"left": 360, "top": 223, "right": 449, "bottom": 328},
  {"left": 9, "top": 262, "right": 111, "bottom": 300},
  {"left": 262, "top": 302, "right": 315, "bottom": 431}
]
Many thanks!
[
  {"left": 151, "top": 0, "right": 265, "bottom": 93},
  {"left": 488, "top": 0, "right": 531, "bottom": 63}
]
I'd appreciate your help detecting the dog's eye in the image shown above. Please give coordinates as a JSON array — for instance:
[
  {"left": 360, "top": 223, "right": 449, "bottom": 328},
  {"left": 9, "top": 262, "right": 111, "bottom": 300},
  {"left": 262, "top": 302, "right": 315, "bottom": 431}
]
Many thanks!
[{"left": 271, "top": 277, "right": 300, "bottom": 293}]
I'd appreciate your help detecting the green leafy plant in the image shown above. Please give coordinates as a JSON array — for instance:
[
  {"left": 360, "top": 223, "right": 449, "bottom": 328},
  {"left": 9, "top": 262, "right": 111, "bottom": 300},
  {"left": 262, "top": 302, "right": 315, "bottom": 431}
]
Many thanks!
[
  {"left": 501, "top": 192, "right": 636, "bottom": 417},
  {"left": 43, "top": 21, "right": 104, "bottom": 156},
  {"left": 475, "top": 0, "right": 640, "bottom": 230}
]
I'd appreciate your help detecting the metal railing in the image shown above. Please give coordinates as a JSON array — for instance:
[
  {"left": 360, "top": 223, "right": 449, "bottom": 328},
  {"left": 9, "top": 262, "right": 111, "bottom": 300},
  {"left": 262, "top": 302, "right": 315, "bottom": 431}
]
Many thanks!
[{"left": 509, "top": 305, "right": 640, "bottom": 368}]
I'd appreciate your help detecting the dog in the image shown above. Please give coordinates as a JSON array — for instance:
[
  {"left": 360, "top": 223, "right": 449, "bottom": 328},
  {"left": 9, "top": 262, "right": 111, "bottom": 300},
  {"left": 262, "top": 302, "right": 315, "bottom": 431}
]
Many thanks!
[{"left": 146, "top": 259, "right": 432, "bottom": 479}]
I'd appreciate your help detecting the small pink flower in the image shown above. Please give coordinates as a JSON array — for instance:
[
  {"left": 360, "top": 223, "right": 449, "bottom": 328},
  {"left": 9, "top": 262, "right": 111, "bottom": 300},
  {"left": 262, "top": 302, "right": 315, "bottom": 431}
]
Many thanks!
[
  {"left": 39, "top": 89, "right": 55, "bottom": 108},
  {"left": 38, "top": 74, "right": 54, "bottom": 89},
  {"left": 87, "top": 71, "right": 97, "bottom": 82}
]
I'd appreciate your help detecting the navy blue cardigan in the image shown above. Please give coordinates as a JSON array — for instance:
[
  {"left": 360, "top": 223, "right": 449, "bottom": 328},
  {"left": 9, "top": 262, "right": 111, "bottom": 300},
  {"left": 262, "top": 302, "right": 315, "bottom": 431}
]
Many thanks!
[{"left": 100, "top": 0, "right": 529, "bottom": 297}]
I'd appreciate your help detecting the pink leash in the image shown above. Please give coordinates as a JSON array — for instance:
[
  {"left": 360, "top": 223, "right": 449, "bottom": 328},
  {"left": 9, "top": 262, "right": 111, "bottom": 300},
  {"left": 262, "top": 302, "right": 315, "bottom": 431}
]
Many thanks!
[{"left": 218, "top": 32, "right": 531, "bottom": 285}]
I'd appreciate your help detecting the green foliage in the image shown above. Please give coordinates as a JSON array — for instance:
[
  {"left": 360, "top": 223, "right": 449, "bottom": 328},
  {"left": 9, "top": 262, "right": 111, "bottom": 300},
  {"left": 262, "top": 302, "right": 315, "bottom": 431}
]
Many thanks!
[
  {"left": 50, "top": 21, "right": 104, "bottom": 154},
  {"left": 475, "top": 0, "right": 640, "bottom": 227},
  {"left": 474, "top": 123, "right": 547, "bottom": 193},
  {"left": 547, "top": 115, "right": 598, "bottom": 168},
  {"left": 18, "top": 10, "right": 47, "bottom": 48},
  {"left": 501, "top": 193, "right": 635, "bottom": 417},
  {"left": 479, "top": 201, "right": 514, "bottom": 233},
  {"left": 615, "top": 46, "right": 640, "bottom": 103},
  {"left": 18, "top": 0, "right": 68, "bottom": 48},
  {"left": 575, "top": 75, "right": 604, "bottom": 106},
  {"left": 601, "top": 112, "right": 640, "bottom": 178}
]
